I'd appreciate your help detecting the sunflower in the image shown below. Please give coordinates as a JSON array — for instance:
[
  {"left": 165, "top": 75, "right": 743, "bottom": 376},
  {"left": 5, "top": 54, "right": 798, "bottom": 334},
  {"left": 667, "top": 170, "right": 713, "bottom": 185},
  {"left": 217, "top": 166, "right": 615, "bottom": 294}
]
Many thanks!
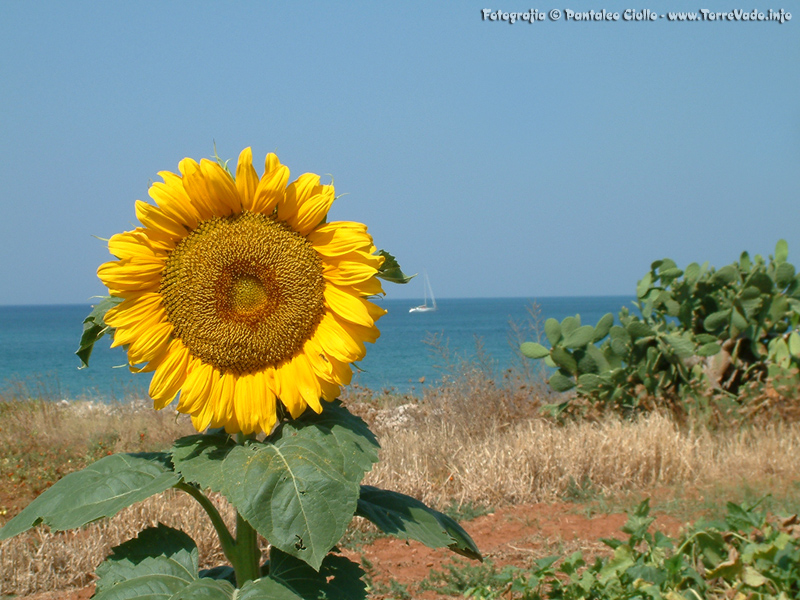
[{"left": 97, "top": 149, "right": 386, "bottom": 435}]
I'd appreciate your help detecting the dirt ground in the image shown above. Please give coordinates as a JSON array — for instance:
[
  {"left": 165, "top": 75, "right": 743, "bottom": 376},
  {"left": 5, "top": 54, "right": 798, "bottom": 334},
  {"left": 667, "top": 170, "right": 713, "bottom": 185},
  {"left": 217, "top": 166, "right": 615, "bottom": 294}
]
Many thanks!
[{"left": 10, "top": 501, "right": 686, "bottom": 600}]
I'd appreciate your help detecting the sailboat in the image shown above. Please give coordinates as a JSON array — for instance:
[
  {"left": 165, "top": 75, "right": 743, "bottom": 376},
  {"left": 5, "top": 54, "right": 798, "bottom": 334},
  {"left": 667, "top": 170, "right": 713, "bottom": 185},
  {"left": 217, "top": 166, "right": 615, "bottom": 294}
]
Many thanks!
[{"left": 409, "top": 270, "right": 437, "bottom": 313}]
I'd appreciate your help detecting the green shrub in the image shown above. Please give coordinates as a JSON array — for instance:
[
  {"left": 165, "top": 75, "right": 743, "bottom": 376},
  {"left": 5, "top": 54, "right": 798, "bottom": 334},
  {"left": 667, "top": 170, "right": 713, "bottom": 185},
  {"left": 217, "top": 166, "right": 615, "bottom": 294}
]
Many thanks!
[
  {"left": 465, "top": 498, "right": 800, "bottom": 599},
  {"left": 522, "top": 240, "right": 800, "bottom": 413}
]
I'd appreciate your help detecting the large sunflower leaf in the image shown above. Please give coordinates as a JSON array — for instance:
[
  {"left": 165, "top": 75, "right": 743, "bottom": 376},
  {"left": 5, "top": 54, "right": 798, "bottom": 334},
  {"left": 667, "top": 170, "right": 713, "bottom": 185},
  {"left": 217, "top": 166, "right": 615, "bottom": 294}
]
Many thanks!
[
  {"left": 0, "top": 452, "right": 178, "bottom": 540},
  {"left": 375, "top": 249, "right": 414, "bottom": 284},
  {"left": 171, "top": 431, "right": 235, "bottom": 492},
  {"left": 356, "top": 485, "right": 482, "bottom": 561},
  {"left": 93, "top": 524, "right": 200, "bottom": 600},
  {"left": 76, "top": 295, "right": 123, "bottom": 368},
  {"left": 169, "top": 579, "right": 236, "bottom": 600},
  {"left": 238, "top": 548, "right": 366, "bottom": 600},
  {"left": 272, "top": 401, "right": 380, "bottom": 482},
  {"left": 223, "top": 440, "right": 359, "bottom": 571}
]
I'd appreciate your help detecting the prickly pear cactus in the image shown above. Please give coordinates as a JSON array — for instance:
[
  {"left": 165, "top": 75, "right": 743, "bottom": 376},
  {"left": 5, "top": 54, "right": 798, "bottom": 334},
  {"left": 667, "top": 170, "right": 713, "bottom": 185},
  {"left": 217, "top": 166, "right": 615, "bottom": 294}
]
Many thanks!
[{"left": 522, "top": 240, "right": 800, "bottom": 410}]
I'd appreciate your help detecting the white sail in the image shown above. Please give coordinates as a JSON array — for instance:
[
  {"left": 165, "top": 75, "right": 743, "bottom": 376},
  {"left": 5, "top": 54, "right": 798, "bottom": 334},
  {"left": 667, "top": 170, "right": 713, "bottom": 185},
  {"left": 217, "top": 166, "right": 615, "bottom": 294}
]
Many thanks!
[{"left": 409, "top": 271, "right": 437, "bottom": 313}]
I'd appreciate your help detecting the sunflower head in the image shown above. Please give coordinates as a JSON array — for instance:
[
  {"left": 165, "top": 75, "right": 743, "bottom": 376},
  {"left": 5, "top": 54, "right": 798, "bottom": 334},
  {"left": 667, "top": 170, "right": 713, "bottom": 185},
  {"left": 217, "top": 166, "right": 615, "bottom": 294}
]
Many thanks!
[{"left": 97, "top": 148, "right": 387, "bottom": 435}]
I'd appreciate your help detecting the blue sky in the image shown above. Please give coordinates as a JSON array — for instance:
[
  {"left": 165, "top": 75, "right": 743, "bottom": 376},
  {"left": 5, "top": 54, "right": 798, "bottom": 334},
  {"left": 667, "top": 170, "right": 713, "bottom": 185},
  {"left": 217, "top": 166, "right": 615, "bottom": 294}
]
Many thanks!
[{"left": 1, "top": 1, "right": 797, "bottom": 305}]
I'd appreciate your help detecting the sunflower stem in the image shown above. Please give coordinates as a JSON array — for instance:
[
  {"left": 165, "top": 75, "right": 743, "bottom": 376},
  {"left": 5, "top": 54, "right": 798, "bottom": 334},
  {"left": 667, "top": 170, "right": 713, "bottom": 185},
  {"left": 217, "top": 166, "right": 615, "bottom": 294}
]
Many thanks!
[
  {"left": 174, "top": 481, "right": 236, "bottom": 560},
  {"left": 233, "top": 510, "right": 261, "bottom": 587},
  {"left": 228, "top": 432, "right": 262, "bottom": 587}
]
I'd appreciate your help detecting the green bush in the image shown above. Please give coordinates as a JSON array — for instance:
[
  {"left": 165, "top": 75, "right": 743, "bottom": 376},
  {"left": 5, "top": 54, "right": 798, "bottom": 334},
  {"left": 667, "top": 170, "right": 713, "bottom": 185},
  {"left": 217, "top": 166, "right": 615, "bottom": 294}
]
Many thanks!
[
  {"left": 465, "top": 498, "right": 800, "bottom": 599},
  {"left": 522, "top": 240, "right": 800, "bottom": 413}
]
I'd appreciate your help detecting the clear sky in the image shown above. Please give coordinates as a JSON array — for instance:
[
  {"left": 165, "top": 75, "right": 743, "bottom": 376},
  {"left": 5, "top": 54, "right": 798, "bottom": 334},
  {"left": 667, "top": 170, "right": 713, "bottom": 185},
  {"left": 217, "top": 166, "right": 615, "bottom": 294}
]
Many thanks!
[{"left": 1, "top": 1, "right": 797, "bottom": 305}]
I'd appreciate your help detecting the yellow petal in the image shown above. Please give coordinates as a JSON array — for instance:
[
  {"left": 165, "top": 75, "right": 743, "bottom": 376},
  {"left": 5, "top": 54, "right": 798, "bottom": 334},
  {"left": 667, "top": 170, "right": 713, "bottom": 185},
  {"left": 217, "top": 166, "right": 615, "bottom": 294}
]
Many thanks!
[
  {"left": 250, "top": 153, "right": 289, "bottom": 214},
  {"left": 210, "top": 372, "right": 236, "bottom": 427},
  {"left": 98, "top": 258, "right": 163, "bottom": 294},
  {"left": 236, "top": 148, "right": 259, "bottom": 211},
  {"left": 275, "top": 361, "right": 307, "bottom": 419},
  {"left": 319, "top": 379, "right": 340, "bottom": 402},
  {"left": 292, "top": 353, "right": 322, "bottom": 413},
  {"left": 223, "top": 414, "right": 241, "bottom": 434},
  {"left": 324, "top": 283, "right": 386, "bottom": 327},
  {"left": 180, "top": 158, "right": 232, "bottom": 219},
  {"left": 326, "top": 354, "right": 353, "bottom": 386},
  {"left": 135, "top": 200, "right": 186, "bottom": 240},
  {"left": 323, "top": 251, "right": 383, "bottom": 286},
  {"left": 232, "top": 372, "right": 256, "bottom": 434},
  {"left": 335, "top": 313, "right": 381, "bottom": 346},
  {"left": 286, "top": 181, "right": 335, "bottom": 235},
  {"left": 346, "top": 276, "right": 385, "bottom": 297},
  {"left": 278, "top": 174, "right": 335, "bottom": 235},
  {"left": 149, "top": 340, "right": 190, "bottom": 409},
  {"left": 104, "top": 292, "right": 162, "bottom": 328},
  {"left": 188, "top": 366, "right": 221, "bottom": 431},
  {"left": 302, "top": 337, "right": 333, "bottom": 379},
  {"left": 149, "top": 172, "right": 200, "bottom": 230},
  {"left": 126, "top": 320, "right": 173, "bottom": 365},
  {"left": 177, "top": 360, "right": 217, "bottom": 414},
  {"left": 201, "top": 158, "right": 241, "bottom": 213},
  {"left": 313, "top": 312, "right": 366, "bottom": 362},
  {"left": 252, "top": 370, "right": 278, "bottom": 434},
  {"left": 308, "top": 222, "right": 374, "bottom": 256},
  {"left": 108, "top": 229, "right": 164, "bottom": 260}
]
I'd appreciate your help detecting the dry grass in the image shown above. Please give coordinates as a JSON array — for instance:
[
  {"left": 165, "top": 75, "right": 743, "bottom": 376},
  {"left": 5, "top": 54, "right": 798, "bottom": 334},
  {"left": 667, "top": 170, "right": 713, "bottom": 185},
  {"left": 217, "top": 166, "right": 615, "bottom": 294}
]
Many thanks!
[
  {"left": 0, "top": 490, "right": 237, "bottom": 595},
  {"left": 362, "top": 410, "right": 800, "bottom": 508},
  {"left": 2, "top": 366, "right": 800, "bottom": 596}
]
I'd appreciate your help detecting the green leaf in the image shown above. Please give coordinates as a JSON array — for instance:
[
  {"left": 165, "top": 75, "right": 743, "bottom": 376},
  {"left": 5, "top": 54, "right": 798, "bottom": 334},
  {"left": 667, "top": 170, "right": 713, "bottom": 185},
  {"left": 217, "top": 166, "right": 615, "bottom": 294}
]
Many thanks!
[
  {"left": 725, "top": 500, "right": 765, "bottom": 531},
  {"left": 222, "top": 404, "right": 378, "bottom": 570},
  {"left": 731, "top": 308, "right": 748, "bottom": 332},
  {"left": 560, "top": 315, "right": 581, "bottom": 337},
  {"left": 659, "top": 267, "right": 684, "bottom": 280},
  {"left": 375, "top": 250, "right": 413, "bottom": 284},
  {"left": 598, "top": 545, "right": 635, "bottom": 584},
  {"left": 550, "top": 347, "right": 577, "bottom": 374},
  {"left": 577, "top": 373, "right": 603, "bottom": 392},
  {"left": 712, "top": 265, "right": 739, "bottom": 285},
  {"left": 684, "top": 262, "right": 700, "bottom": 282},
  {"left": 519, "top": 342, "right": 550, "bottom": 359},
  {"left": 664, "top": 334, "right": 694, "bottom": 360},
  {"left": 240, "top": 548, "right": 367, "bottom": 600},
  {"left": 585, "top": 344, "right": 610, "bottom": 373},
  {"left": 696, "top": 342, "right": 721, "bottom": 357},
  {"left": 742, "top": 566, "right": 768, "bottom": 587},
  {"left": 563, "top": 325, "right": 595, "bottom": 349},
  {"left": 224, "top": 443, "right": 357, "bottom": 571},
  {"left": 171, "top": 431, "right": 235, "bottom": 492},
  {"left": 626, "top": 321, "right": 654, "bottom": 339},
  {"left": 75, "top": 296, "right": 123, "bottom": 368},
  {"left": 544, "top": 318, "right": 562, "bottom": 346},
  {"left": 636, "top": 272, "right": 653, "bottom": 299},
  {"left": 279, "top": 401, "right": 380, "bottom": 483},
  {"left": 593, "top": 313, "right": 614, "bottom": 342},
  {"left": 789, "top": 331, "right": 800, "bottom": 357},
  {"left": 775, "top": 239, "right": 789, "bottom": 264},
  {"left": 704, "top": 309, "right": 731, "bottom": 332},
  {"left": 775, "top": 262, "right": 796, "bottom": 288},
  {"left": 740, "top": 251, "right": 752, "bottom": 272},
  {"left": 170, "top": 579, "right": 236, "bottom": 600},
  {"left": 549, "top": 371, "right": 575, "bottom": 392},
  {"left": 94, "top": 524, "right": 200, "bottom": 600},
  {"left": 356, "top": 486, "right": 481, "bottom": 560},
  {"left": 0, "top": 453, "right": 178, "bottom": 540}
]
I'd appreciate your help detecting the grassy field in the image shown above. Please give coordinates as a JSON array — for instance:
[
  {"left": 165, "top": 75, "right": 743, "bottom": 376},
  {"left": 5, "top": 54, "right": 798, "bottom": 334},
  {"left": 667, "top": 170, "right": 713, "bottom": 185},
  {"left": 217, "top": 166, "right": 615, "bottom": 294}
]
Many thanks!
[{"left": 2, "top": 366, "right": 800, "bottom": 597}]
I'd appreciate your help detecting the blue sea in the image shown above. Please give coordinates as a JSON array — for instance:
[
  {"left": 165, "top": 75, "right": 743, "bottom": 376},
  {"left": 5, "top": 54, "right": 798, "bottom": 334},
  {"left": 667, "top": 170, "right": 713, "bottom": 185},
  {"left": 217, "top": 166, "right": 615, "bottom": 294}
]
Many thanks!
[{"left": 0, "top": 297, "right": 634, "bottom": 401}]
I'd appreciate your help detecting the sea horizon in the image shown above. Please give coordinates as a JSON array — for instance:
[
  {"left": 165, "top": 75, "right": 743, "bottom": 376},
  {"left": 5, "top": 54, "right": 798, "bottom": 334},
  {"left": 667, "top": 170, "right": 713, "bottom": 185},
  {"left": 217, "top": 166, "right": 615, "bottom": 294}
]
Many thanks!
[{"left": 0, "top": 296, "right": 635, "bottom": 401}]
